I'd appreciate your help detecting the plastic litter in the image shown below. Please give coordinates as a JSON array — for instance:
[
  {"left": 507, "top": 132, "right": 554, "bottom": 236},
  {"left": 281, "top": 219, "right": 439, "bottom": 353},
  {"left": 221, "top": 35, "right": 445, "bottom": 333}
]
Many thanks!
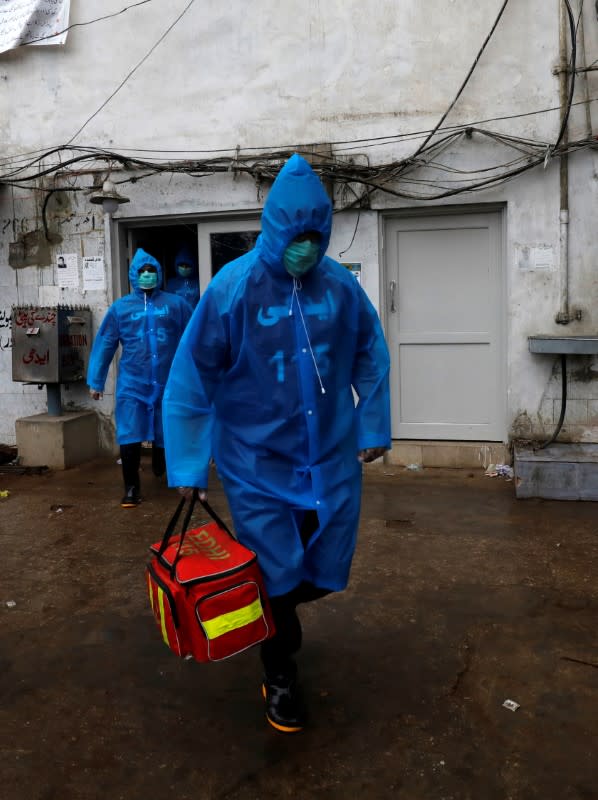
[
  {"left": 116, "top": 458, "right": 122, "bottom": 465},
  {"left": 0, "top": 490, "right": 9, "bottom": 499},
  {"left": 502, "top": 699, "right": 520, "bottom": 712},
  {"left": 6, "top": 600, "right": 16, "bottom": 608},
  {"left": 405, "top": 463, "right": 423, "bottom": 471},
  {"left": 485, "top": 463, "right": 514, "bottom": 480}
]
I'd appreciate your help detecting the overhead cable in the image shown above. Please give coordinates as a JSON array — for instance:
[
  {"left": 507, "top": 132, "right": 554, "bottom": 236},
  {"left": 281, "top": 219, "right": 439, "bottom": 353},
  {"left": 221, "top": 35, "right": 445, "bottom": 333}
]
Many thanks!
[
  {"left": 411, "top": 0, "right": 511, "bottom": 158},
  {"left": 65, "top": 0, "right": 196, "bottom": 145},
  {"left": 17, "top": 1, "right": 155, "bottom": 46}
]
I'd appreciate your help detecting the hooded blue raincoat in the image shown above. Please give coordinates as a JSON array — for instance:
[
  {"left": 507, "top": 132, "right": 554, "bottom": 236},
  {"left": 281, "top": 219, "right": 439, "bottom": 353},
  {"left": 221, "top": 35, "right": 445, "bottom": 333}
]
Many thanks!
[
  {"left": 167, "top": 245, "right": 200, "bottom": 308},
  {"left": 163, "top": 155, "right": 391, "bottom": 596},
  {"left": 87, "top": 248, "right": 193, "bottom": 446}
]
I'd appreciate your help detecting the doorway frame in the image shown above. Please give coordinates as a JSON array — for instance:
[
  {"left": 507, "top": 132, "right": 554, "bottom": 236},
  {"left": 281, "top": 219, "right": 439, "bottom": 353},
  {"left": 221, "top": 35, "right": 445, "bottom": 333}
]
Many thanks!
[{"left": 111, "top": 211, "right": 261, "bottom": 301}]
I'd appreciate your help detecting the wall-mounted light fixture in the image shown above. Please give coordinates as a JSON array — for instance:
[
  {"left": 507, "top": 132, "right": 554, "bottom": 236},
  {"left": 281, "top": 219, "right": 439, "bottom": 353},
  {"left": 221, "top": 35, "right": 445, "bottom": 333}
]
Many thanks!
[{"left": 90, "top": 179, "right": 130, "bottom": 214}]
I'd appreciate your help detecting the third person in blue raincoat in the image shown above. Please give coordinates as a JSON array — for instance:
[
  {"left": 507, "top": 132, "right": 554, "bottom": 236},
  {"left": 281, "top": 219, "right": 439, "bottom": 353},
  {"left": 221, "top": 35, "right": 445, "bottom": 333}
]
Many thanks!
[
  {"left": 163, "top": 154, "right": 391, "bottom": 733},
  {"left": 167, "top": 244, "right": 200, "bottom": 308}
]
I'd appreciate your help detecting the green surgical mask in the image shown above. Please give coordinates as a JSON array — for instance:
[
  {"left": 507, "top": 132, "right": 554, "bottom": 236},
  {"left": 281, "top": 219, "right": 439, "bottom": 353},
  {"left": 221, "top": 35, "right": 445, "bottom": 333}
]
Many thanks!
[
  {"left": 138, "top": 270, "right": 158, "bottom": 290},
  {"left": 177, "top": 264, "right": 193, "bottom": 277},
  {"left": 283, "top": 239, "right": 320, "bottom": 278}
]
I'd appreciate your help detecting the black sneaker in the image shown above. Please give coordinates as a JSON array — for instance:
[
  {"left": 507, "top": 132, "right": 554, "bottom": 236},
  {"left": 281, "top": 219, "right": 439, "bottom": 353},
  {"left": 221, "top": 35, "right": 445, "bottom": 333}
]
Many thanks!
[
  {"left": 121, "top": 486, "right": 140, "bottom": 508},
  {"left": 262, "top": 674, "right": 306, "bottom": 733}
]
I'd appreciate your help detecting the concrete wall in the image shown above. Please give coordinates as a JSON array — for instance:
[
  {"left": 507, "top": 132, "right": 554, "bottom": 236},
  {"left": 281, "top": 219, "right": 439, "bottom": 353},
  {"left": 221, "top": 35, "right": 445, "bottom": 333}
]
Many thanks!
[{"left": 1, "top": 0, "right": 598, "bottom": 449}]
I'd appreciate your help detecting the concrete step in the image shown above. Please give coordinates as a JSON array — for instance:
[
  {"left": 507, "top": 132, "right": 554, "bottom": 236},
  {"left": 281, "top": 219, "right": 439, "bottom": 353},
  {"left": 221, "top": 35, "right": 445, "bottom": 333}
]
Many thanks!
[
  {"left": 514, "top": 443, "right": 598, "bottom": 501},
  {"left": 386, "top": 440, "right": 509, "bottom": 470}
]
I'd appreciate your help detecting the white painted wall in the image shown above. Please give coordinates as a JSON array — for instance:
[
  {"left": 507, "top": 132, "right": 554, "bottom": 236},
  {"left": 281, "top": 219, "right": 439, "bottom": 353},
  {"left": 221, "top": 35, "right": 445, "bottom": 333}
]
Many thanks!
[{"left": 1, "top": 0, "right": 598, "bottom": 448}]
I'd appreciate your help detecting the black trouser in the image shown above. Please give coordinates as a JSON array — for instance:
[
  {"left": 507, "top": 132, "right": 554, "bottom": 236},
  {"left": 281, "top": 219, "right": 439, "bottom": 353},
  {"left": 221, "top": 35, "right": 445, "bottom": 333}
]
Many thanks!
[
  {"left": 120, "top": 442, "right": 166, "bottom": 490},
  {"left": 260, "top": 510, "right": 331, "bottom": 679}
]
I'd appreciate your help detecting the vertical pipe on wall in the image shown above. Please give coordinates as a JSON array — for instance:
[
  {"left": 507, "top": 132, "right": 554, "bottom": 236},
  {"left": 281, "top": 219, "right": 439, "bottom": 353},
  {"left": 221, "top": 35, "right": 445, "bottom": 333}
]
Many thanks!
[
  {"left": 556, "top": 0, "right": 571, "bottom": 325},
  {"left": 577, "top": 5, "right": 594, "bottom": 139}
]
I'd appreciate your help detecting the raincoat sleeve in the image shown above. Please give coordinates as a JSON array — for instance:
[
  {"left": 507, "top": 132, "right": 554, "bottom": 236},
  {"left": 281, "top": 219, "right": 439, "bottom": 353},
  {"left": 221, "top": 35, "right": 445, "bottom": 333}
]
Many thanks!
[
  {"left": 351, "top": 288, "right": 392, "bottom": 451},
  {"left": 163, "top": 289, "right": 229, "bottom": 489},
  {"left": 87, "top": 306, "right": 120, "bottom": 392}
]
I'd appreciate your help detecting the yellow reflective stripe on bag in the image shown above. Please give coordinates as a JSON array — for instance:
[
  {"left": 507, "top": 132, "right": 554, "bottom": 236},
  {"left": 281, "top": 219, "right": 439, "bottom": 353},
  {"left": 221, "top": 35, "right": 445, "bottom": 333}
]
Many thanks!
[
  {"left": 157, "top": 587, "right": 170, "bottom": 646},
  {"left": 202, "top": 598, "right": 263, "bottom": 640}
]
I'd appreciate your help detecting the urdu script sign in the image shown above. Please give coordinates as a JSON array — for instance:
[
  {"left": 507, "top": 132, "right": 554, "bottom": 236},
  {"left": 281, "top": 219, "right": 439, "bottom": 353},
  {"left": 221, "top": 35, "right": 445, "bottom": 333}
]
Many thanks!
[{"left": 0, "top": 0, "right": 70, "bottom": 54}]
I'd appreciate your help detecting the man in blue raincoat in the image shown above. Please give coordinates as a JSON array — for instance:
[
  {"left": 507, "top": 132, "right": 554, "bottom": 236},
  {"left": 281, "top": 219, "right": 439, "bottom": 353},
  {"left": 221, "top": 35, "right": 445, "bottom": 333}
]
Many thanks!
[
  {"left": 163, "top": 154, "right": 391, "bottom": 733},
  {"left": 87, "top": 248, "right": 192, "bottom": 508},
  {"left": 166, "top": 244, "right": 200, "bottom": 308}
]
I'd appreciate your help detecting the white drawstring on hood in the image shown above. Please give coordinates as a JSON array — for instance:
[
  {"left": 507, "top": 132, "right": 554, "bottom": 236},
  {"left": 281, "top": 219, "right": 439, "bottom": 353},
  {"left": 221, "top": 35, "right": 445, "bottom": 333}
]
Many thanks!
[{"left": 289, "top": 278, "right": 326, "bottom": 395}]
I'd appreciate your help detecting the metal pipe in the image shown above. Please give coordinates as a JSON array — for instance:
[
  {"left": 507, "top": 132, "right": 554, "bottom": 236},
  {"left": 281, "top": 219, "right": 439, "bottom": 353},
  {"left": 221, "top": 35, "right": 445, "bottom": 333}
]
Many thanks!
[
  {"left": 557, "top": 208, "right": 570, "bottom": 323},
  {"left": 555, "top": 0, "right": 571, "bottom": 325},
  {"left": 46, "top": 383, "right": 62, "bottom": 416},
  {"left": 577, "top": 5, "right": 595, "bottom": 146}
]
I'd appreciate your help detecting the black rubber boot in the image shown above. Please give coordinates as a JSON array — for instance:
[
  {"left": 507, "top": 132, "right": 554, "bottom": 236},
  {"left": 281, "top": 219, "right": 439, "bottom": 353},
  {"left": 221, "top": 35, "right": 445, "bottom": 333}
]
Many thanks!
[{"left": 262, "top": 669, "right": 306, "bottom": 733}]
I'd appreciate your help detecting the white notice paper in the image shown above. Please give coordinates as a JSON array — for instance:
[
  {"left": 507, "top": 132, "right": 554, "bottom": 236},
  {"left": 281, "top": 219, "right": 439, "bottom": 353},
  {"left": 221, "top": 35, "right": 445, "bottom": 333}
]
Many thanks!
[
  {"left": 82, "top": 256, "right": 105, "bottom": 291},
  {"left": 56, "top": 252, "right": 79, "bottom": 288},
  {"left": 0, "top": 1, "right": 71, "bottom": 55},
  {"left": 531, "top": 245, "right": 554, "bottom": 271},
  {"left": 516, "top": 244, "right": 555, "bottom": 272}
]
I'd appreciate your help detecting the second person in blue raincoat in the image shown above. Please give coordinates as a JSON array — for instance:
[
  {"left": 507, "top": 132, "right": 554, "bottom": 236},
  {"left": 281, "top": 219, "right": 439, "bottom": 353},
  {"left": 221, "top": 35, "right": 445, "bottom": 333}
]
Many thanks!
[
  {"left": 87, "top": 248, "right": 193, "bottom": 507},
  {"left": 163, "top": 154, "right": 391, "bottom": 732}
]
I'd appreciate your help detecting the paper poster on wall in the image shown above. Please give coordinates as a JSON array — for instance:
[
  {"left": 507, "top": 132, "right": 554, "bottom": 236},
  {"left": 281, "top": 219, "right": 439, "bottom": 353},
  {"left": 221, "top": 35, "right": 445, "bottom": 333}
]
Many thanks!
[
  {"left": 83, "top": 256, "right": 105, "bottom": 291},
  {"left": 516, "top": 244, "right": 555, "bottom": 271},
  {"left": 56, "top": 253, "right": 79, "bottom": 288},
  {"left": 341, "top": 262, "right": 362, "bottom": 284},
  {"left": 0, "top": 1, "right": 71, "bottom": 54}
]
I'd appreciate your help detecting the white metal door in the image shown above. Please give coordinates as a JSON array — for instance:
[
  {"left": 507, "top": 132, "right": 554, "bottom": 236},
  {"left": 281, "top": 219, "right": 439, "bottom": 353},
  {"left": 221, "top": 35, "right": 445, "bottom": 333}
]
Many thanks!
[{"left": 385, "top": 211, "right": 504, "bottom": 441}]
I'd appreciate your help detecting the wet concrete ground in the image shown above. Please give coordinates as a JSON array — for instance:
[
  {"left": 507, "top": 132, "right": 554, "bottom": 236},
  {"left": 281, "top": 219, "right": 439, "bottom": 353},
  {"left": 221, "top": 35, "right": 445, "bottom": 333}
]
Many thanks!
[{"left": 0, "top": 455, "right": 597, "bottom": 800}]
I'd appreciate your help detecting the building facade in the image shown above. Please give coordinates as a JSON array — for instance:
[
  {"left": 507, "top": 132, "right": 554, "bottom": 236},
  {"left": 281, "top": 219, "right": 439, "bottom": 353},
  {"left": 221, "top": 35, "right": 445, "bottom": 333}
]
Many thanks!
[{"left": 1, "top": 0, "right": 597, "bottom": 464}]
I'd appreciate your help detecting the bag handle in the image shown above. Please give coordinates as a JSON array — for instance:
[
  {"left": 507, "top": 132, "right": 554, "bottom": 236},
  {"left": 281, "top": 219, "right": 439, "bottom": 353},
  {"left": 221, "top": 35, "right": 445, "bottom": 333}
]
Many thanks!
[
  {"left": 197, "top": 495, "right": 236, "bottom": 541},
  {"left": 157, "top": 490, "right": 237, "bottom": 575},
  {"left": 156, "top": 494, "right": 190, "bottom": 557}
]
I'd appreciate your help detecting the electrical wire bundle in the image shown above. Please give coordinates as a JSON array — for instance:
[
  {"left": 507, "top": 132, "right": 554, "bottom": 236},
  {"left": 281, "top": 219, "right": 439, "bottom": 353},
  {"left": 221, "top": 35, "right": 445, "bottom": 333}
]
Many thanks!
[{"left": 1, "top": 0, "right": 593, "bottom": 207}]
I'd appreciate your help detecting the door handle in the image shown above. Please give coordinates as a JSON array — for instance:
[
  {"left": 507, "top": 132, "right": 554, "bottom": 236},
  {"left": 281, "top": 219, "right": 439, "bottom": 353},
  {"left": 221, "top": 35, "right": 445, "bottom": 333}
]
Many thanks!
[{"left": 389, "top": 280, "right": 397, "bottom": 313}]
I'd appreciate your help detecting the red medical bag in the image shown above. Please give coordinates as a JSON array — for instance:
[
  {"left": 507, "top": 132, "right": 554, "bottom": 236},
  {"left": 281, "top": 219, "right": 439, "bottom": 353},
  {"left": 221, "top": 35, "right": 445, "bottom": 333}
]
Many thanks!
[{"left": 146, "top": 493, "right": 275, "bottom": 662}]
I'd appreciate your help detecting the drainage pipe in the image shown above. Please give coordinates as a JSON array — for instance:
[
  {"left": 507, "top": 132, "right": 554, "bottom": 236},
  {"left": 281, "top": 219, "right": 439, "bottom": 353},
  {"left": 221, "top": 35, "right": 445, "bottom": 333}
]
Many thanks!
[
  {"left": 537, "top": 354, "right": 567, "bottom": 449},
  {"left": 555, "top": 0, "right": 570, "bottom": 325}
]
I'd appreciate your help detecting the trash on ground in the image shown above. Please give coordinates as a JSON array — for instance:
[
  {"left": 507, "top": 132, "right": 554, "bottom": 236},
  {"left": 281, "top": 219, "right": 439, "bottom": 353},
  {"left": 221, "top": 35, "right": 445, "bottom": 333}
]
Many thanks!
[
  {"left": 502, "top": 699, "right": 520, "bottom": 712},
  {"left": 50, "top": 504, "right": 73, "bottom": 512},
  {"left": 6, "top": 600, "right": 16, "bottom": 608},
  {"left": 116, "top": 458, "right": 122, "bottom": 464},
  {"left": 0, "top": 490, "right": 9, "bottom": 498},
  {"left": 405, "top": 463, "right": 423, "bottom": 471},
  {"left": 485, "top": 463, "right": 514, "bottom": 479}
]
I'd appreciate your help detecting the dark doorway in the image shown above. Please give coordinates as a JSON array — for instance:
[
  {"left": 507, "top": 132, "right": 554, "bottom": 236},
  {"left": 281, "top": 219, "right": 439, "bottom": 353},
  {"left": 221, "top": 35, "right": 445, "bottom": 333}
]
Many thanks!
[{"left": 128, "top": 224, "right": 198, "bottom": 294}]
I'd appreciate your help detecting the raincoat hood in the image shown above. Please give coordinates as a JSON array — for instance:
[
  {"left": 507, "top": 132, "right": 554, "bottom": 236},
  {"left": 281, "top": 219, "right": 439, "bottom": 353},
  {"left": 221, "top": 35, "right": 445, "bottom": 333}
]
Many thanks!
[
  {"left": 258, "top": 154, "right": 332, "bottom": 278},
  {"left": 129, "top": 248, "right": 163, "bottom": 291},
  {"left": 174, "top": 244, "right": 198, "bottom": 277}
]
